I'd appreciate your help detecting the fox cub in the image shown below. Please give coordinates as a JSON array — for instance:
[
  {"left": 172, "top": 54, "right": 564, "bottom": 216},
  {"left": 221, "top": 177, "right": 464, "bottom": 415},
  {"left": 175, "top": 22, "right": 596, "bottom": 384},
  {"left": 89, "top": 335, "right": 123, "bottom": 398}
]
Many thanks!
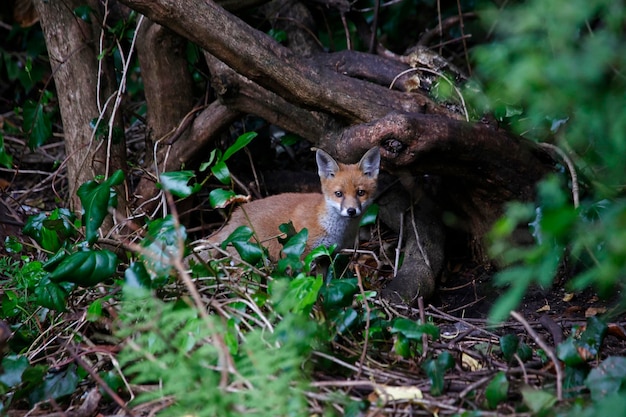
[{"left": 197, "top": 147, "right": 380, "bottom": 261}]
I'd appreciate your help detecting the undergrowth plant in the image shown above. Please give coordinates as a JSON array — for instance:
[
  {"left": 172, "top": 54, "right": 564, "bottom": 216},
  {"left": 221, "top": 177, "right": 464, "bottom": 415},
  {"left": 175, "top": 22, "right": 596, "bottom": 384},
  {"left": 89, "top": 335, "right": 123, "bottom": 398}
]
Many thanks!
[{"left": 471, "top": 0, "right": 626, "bottom": 322}]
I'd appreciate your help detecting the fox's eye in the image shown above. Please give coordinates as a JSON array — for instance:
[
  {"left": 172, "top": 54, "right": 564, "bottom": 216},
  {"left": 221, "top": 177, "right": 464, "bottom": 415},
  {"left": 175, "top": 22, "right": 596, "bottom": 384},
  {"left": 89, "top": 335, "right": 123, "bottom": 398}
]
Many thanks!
[
  {"left": 335, "top": 191, "right": 343, "bottom": 198},
  {"left": 357, "top": 189, "right": 366, "bottom": 197}
]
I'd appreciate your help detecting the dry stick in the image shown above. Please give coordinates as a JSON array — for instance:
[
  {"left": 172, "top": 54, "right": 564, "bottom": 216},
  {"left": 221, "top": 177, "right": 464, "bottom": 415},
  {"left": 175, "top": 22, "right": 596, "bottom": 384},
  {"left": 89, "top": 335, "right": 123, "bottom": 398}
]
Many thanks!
[
  {"left": 417, "top": 296, "right": 428, "bottom": 357},
  {"left": 410, "top": 203, "right": 431, "bottom": 270},
  {"left": 68, "top": 347, "right": 134, "bottom": 416},
  {"left": 510, "top": 310, "right": 563, "bottom": 401},
  {"left": 354, "top": 264, "right": 371, "bottom": 382},
  {"left": 538, "top": 142, "right": 579, "bottom": 208},
  {"left": 393, "top": 212, "right": 404, "bottom": 277}
]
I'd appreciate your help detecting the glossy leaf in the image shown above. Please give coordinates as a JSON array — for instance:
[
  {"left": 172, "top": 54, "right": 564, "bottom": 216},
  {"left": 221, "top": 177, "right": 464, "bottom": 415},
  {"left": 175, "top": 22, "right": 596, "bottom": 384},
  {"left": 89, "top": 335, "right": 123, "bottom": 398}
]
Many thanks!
[
  {"left": 279, "top": 273, "right": 323, "bottom": 314},
  {"left": 221, "top": 132, "right": 257, "bottom": 161},
  {"left": 232, "top": 241, "right": 264, "bottom": 265},
  {"left": 124, "top": 261, "right": 152, "bottom": 289},
  {"left": 77, "top": 170, "right": 124, "bottom": 244},
  {"left": 359, "top": 203, "right": 379, "bottom": 227},
  {"left": 0, "top": 355, "right": 30, "bottom": 388},
  {"left": 23, "top": 209, "right": 77, "bottom": 252},
  {"left": 48, "top": 249, "right": 118, "bottom": 286},
  {"left": 485, "top": 371, "right": 509, "bottom": 409},
  {"left": 320, "top": 278, "right": 357, "bottom": 309},
  {"left": 520, "top": 387, "right": 557, "bottom": 414},
  {"left": 23, "top": 99, "right": 52, "bottom": 149},
  {"left": 500, "top": 334, "right": 519, "bottom": 362},
  {"left": 422, "top": 352, "right": 455, "bottom": 396},
  {"left": 281, "top": 228, "right": 308, "bottom": 259},
  {"left": 393, "top": 334, "right": 412, "bottom": 359},
  {"left": 28, "top": 364, "right": 81, "bottom": 404},
  {"left": 159, "top": 171, "right": 200, "bottom": 197},
  {"left": 331, "top": 308, "right": 358, "bottom": 334},
  {"left": 389, "top": 317, "right": 440, "bottom": 340},
  {"left": 586, "top": 356, "right": 626, "bottom": 400},
  {"left": 140, "top": 216, "right": 186, "bottom": 284},
  {"left": 209, "top": 188, "right": 237, "bottom": 209},
  {"left": 35, "top": 277, "right": 72, "bottom": 311},
  {"left": 0, "top": 132, "right": 13, "bottom": 168},
  {"left": 211, "top": 160, "right": 231, "bottom": 184}
]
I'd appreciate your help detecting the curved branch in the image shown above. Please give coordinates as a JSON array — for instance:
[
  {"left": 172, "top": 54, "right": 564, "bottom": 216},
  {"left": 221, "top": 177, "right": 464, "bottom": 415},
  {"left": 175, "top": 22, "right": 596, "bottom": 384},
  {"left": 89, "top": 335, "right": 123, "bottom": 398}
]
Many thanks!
[{"left": 116, "top": 0, "right": 449, "bottom": 123}]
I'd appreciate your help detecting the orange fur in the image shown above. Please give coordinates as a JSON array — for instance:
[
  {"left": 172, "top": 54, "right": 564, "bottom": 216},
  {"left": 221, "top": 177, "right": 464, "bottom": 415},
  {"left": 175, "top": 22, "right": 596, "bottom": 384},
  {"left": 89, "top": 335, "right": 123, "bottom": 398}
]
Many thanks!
[{"left": 198, "top": 147, "right": 380, "bottom": 261}]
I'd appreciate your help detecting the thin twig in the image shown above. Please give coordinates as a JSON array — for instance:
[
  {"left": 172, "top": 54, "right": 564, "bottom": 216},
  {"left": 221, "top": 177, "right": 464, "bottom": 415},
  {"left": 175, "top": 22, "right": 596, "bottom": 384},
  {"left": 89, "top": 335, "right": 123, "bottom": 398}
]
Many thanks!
[{"left": 510, "top": 310, "right": 562, "bottom": 401}]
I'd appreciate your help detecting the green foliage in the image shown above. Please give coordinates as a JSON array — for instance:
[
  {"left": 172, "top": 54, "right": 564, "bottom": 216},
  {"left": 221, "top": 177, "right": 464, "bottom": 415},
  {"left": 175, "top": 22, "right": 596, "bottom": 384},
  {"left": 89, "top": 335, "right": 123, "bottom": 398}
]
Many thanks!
[
  {"left": 118, "top": 286, "right": 316, "bottom": 417},
  {"left": 77, "top": 169, "right": 125, "bottom": 245},
  {"left": 475, "top": 0, "right": 626, "bottom": 321},
  {"left": 422, "top": 351, "right": 455, "bottom": 396},
  {"left": 485, "top": 371, "right": 509, "bottom": 409}
]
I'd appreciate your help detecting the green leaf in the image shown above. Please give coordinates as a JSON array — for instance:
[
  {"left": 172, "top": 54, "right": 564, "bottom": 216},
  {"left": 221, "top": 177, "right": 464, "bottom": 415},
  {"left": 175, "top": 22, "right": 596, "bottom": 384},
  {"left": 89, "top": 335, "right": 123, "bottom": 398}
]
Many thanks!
[
  {"left": 281, "top": 228, "right": 308, "bottom": 259},
  {"left": 359, "top": 203, "right": 379, "bottom": 227},
  {"left": 73, "top": 5, "right": 93, "bottom": 22},
  {"left": 320, "top": 278, "right": 358, "bottom": 309},
  {"left": 28, "top": 364, "right": 81, "bottom": 404},
  {"left": 211, "top": 160, "right": 231, "bottom": 184},
  {"left": 557, "top": 337, "right": 586, "bottom": 367},
  {"left": 221, "top": 132, "right": 257, "bottom": 162},
  {"left": 77, "top": 172, "right": 124, "bottom": 245},
  {"left": 35, "top": 277, "right": 71, "bottom": 311},
  {"left": 485, "top": 371, "right": 509, "bottom": 409},
  {"left": 389, "top": 317, "right": 440, "bottom": 340},
  {"left": 23, "top": 209, "right": 77, "bottom": 252},
  {"left": 221, "top": 226, "right": 254, "bottom": 247},
  {"left": 139, "top": 216, "right": 186, "bottom": 284},
  {"left": 158, "top": 171, "right": 200, "bottom": 198},
  {"left": 585, "top": 356, "right": 626, "bottom": 400},
  {"left": 278, "top": 274, "right": 323, "bottom": 314},
  {"left": 520, "top": 386, "right": 557, "bottom": 414},
  {"left": 231, "top": 241, "right": 264, "bottom": 265},
  {"left": 500, "top": 334, "right": 520, "bottom": 362},
  {"left": 393, "top": 334, "right": 412, "bottom": 359},
  {"left": 199, "top": 149, "right": 219, "bottom": 172},
  {"left": 4, "top": 236, "right": 23, "bottom": 253},
  {"left": 331, "top": 308, "right": 358, "bottom": 334},
  {"left": 22, "top": 99, "right": 52, "bottom": 150},
  {"left": 0, "top": 355, "right": 30, "bottom": 388},
  {"left": 48, "top": 249, "right": 118, "bottom": 286},
  {"left": 0, "top": 132, "right": 13, "bottom": 168},
  {"left": 209, "top": 188, "right": 238, "bottom": 209},
  {"left": 124, "top": 261, "right": 152, "bottom": 289},
  {"left": 422, "top": 352, "right": 455, "bottom": 396}
]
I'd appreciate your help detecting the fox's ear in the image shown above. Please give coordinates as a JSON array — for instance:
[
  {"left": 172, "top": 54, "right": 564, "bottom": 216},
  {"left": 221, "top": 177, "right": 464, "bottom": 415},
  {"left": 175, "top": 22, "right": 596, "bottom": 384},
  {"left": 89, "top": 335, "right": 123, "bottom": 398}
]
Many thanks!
[
  {"left": 316, "top": 149, "right": 340, "bottom": 178},
  {"left": 358, "top": 147, "right": 380, "bottom": 178}
]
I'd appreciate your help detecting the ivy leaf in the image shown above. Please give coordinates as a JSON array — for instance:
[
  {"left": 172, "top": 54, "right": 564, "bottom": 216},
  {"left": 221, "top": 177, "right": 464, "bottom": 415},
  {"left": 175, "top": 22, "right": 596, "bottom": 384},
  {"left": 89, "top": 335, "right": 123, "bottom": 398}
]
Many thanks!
[
  {"left": 48, "top": 249, "right": 118, "bottom": 287},
  {"left": 209, "top": 188, "right": 237, "bottom": 209},
  {"left": 281, "top": 228, "right": 308, "bottom": 259},
  {"left": 211, "top": 160, "right": 231, "bottom": 185},
  {"left": 585, "top": 356, "right": 626, "bottom": 401},
  {"left": 0, "top": 355, "right": 30, "bottom": 388},
  {"left": 389, "top": 317, "right": 440, "bottom": 340},
  {"left": 23, "top": 209, "right": 77, "bottom": 253},
  {"left": 422, "top": 352, "right": 455, "bottom": 396},
  {"left": 158, "top": 171, "right": 200, "bottom": 198},
  {"left": 521, "top": 387, "right": 557, "bottom": 414},
  {"left": 28, "top": 364, "right": 81, "bottom": 404},
  {"left": 278, "top": 273, "right": 323, "bottom": 314},
  {"left": 320, "top": 278, "right": 358, "bottom": 309},
  {"left": 124, "top": 261, "right": 152, "bottom": 289},
  {"left": 139, "top": 216, "right": 186, "bottom": 285},
  {"left": 359, "top": 203, "right": 379, "bottom": 227},
  {"left": 231, "top": 241, "right": 264, "bottom": 265},
  {"left": 35, "top": 276, "right": 72, "bottom": 311},
  {"left": 500, "top": 334, "right": 519, "bottom": 362},
  {"left": 77, "top": 170, "right": 124, "bottom": 245},
  {"left": 485, "top": 371, "right": 509, "bottom": 409},
  {"left": 22, "top": 99, "right": 52, "bottom": 150},
  {"left": 222, "top": 132, "right": 257, "bottom": 161},
  {"left": 0, "top": 132, "right": 13, "bottom": 168}
]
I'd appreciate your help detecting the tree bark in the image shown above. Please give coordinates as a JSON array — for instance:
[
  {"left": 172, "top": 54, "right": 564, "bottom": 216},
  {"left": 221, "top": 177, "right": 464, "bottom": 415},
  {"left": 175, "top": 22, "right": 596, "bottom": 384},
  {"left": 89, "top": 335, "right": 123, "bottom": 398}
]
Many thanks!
[{"left": 35, "top": 0, "right": 128, "bottom": 227}]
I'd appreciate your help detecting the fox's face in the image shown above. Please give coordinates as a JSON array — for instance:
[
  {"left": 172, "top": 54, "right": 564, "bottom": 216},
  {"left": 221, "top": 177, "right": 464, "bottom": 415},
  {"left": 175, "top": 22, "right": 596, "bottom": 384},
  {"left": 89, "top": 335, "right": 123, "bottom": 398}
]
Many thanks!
[{"left": 317, "top": 147, "right": 380, "bottom": 218}]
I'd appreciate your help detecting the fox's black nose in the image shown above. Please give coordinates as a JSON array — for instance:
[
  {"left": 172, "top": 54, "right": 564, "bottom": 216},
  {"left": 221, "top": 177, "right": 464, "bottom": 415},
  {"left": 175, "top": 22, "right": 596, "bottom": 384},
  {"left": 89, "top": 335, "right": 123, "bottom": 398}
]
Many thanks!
[{"left": 347, "top": 208, "right": 357, "bottom": 217}]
